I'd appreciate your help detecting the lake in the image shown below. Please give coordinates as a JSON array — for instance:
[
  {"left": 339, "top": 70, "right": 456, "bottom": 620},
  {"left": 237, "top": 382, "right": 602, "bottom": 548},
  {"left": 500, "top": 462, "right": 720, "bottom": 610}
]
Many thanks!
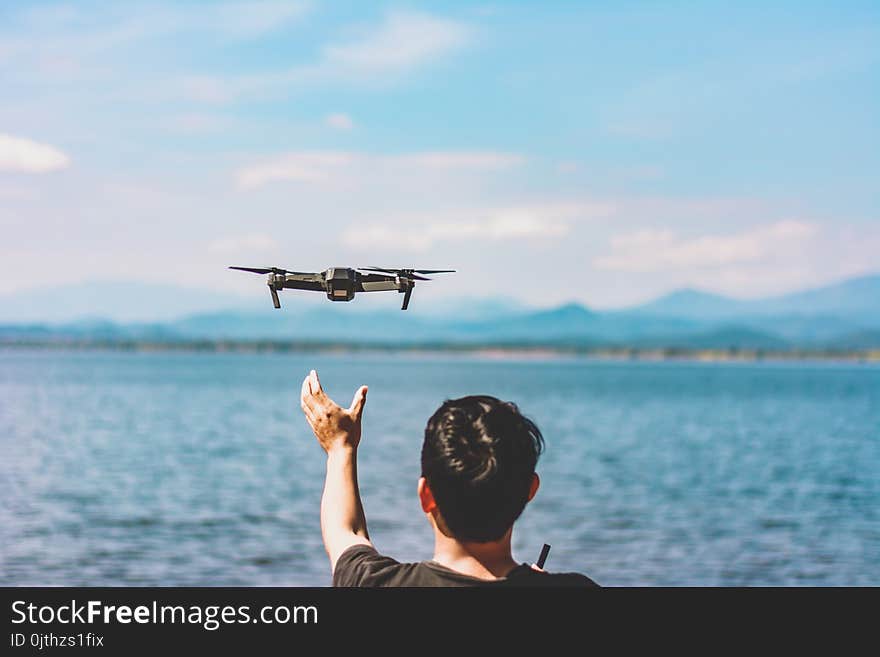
[{"left": 1, "top": 350, "right": 878, "bottom": 585}]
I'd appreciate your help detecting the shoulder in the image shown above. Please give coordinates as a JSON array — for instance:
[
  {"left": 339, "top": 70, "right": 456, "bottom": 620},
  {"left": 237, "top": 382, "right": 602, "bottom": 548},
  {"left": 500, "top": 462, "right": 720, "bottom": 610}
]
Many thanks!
[
  {"left": 542, "top": 572, "right": 601, "bottom": 587},
  {"left": 502, "top": 565, "right": 601, "bottom": 587},
  {"left": 333, "top": 544, "right": 421, "bottom": 587},
  {"left": 333, "top": 546, "right": 601, "bottom": 588}
]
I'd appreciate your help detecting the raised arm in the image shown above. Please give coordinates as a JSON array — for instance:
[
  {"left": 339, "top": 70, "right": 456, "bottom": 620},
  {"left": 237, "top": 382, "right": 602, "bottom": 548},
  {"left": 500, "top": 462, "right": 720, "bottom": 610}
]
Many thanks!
[{"left": 300, "top": 370, "right": 372, "bottom": 572}]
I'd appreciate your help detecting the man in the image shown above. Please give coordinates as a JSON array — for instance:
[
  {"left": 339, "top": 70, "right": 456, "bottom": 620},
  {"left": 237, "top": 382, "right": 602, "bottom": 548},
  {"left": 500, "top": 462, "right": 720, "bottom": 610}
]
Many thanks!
[{"left": 300, "top": 369, "right": 598, "bottom": 587}]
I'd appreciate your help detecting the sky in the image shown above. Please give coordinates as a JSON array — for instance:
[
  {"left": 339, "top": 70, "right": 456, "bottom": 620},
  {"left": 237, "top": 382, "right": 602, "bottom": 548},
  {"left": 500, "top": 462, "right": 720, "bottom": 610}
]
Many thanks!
[{"left": 1, "top": 0, "right": 878, "bottom": 311}]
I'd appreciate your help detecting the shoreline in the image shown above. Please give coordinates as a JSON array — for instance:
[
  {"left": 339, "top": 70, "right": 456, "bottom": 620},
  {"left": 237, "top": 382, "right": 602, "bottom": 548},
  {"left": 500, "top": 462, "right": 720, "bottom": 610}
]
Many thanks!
[{"left": 2, "top": 340, "right": 878, "bottom": 364}]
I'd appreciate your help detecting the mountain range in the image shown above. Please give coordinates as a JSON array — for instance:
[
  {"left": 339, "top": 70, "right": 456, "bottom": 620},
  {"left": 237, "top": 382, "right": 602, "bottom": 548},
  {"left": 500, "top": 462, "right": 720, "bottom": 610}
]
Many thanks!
[{"left": 1, "top": 274, "right": 879, "bottom": 350}]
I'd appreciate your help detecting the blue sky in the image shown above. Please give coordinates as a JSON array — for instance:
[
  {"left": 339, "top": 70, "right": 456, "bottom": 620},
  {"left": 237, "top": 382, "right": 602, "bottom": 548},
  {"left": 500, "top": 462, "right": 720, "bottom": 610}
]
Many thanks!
[{"left": 1, "top": 1, "right": 878, "bottom": 310}]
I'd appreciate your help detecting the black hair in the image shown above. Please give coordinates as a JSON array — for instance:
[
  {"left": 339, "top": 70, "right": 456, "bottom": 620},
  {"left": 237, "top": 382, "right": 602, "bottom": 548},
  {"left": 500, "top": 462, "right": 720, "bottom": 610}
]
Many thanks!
[{"left": 421, "top": 395, "right": 544, "bottom": 542}]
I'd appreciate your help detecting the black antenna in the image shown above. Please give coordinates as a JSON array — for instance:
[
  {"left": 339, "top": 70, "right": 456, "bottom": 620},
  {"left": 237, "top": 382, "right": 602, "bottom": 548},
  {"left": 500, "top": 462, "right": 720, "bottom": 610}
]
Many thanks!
[{"left": 536, "top": 544, "right": 551, "bottom": 569}]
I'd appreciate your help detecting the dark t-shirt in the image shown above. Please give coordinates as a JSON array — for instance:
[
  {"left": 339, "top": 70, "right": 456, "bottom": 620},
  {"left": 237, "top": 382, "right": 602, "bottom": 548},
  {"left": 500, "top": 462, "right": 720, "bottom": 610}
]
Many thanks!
[{"left": 333, "top": 545, "right": 599, "bottom": 587}]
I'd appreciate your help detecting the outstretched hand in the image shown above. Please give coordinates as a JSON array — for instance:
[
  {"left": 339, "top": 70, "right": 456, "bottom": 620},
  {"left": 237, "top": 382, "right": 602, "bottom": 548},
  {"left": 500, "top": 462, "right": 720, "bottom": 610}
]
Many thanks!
[{"left": 300, "top": 369, "right": 368, "bottom": 454}]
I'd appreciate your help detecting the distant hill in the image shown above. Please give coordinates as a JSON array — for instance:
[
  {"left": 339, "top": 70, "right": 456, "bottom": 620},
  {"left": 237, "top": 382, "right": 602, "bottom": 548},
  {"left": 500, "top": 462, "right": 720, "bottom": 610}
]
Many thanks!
[
  {"left": 0, "top": 280, "right": 259, "bottom": 323},
  {"left": 828, "top": 329, "right": 880, "bottom": 350},
  {"left": 750, "top": 274, "right": 880, "bottom": 320},
  {"left": 627, "top": 288, "right": 736, "bottom": 319},
  {"left": 1, "top": 273, "right": 878, "bottom": 349},
  {"left": 460, "top": 303, "right": 600, "bottom": 341},
  {"left": 628, "top": 274, "right": 880, "bottom": 325},
  {"left": 0, "top": 281, "right": 526, "bottom": 325}
]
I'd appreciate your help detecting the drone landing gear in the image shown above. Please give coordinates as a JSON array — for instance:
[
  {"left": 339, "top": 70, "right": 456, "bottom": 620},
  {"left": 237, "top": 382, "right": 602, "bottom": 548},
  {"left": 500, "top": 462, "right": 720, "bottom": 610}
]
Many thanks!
[
  {"left": 401, "top": 287, "right": 413, "bottom": 310},
  {"left": 267, "top": 273, "right": 282, "bottom": 308}
]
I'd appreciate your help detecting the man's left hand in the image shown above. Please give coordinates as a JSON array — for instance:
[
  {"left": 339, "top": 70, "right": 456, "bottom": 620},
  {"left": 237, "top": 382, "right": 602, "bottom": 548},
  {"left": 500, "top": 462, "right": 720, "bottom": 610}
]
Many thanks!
[{"left": 300, "top": 369, "right": 368, "bottom": 454}]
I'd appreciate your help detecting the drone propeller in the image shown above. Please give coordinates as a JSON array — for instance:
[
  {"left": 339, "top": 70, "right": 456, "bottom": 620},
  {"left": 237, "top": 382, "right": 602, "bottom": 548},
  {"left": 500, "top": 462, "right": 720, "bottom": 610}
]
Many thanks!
[
  {"left": 229, "top": 266, "right": 291, "bottom": 275},
  {"left": 360, "top": 267, "right": 455, "bottom": 280},
  {"left": 229, "top": 266, "right": 292, "bottom": 308}
]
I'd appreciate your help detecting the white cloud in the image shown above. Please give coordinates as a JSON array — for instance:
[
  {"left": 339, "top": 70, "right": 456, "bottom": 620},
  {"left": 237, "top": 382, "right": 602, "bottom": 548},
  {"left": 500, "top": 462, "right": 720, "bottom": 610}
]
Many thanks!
[
  {"left": 325, "top": 113, "right": 354, "bottom": 130},
  {"left": 111, "top": 10, "right": 470, "bottom": 105},
  {"left": 321, "top": 11, "right": 469, "bottom": 76},
  {"left": 205, "top": 1, "right": 311, "bottom": 39},
  {"left": 556, "top": 161, "right": 580, "bottom": 174},
  {"left": 0, "top": 134, "right": 70, "bottom": 173},
  {"left": 236, "top": 152, "right": 355, "bottom": 188},
  {"left": 29, "top": 1, "right": 308, "bottom": 43},
  {"left": 235, "top": 150, "right": 523, "bottom": 189},
  {"left": 0, "top": 2, "right": 311, "bottom": 89},
  {"left": 175, "top": 76, "right": 239, "bottom": 104},
  {"left": 594, "top": 220, "right": 818, "bottom": 272},
  {"left": 398, "top": 151, "right": 524, "bottom": 170},
  {"left": 0, "top": 185, "right": 38, "bottom": 201},
  {"left": 165, "top": 113, "right": 237, "bottom": 134},
  {"left": 156, "top": 10, "right": 471, "bottom": 103},
  {"left": 345, "top": 203, "right": 611, "bottom": 251},
  {"left": 208, "top": 233, "right": 277, "bottom": 255}
]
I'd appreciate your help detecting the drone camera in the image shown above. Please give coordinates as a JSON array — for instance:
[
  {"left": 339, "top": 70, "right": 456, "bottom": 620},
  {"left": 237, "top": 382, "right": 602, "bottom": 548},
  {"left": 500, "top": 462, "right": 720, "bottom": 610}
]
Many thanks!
[{"left": 325, "top": 268, "right": 357, "bottom": 302}]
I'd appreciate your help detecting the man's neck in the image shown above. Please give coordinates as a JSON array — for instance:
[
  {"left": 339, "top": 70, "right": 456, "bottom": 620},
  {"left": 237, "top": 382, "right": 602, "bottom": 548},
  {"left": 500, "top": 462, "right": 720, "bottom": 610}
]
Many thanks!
[{"left": 431, "top": 529, "right": 519, "bottom": 580}]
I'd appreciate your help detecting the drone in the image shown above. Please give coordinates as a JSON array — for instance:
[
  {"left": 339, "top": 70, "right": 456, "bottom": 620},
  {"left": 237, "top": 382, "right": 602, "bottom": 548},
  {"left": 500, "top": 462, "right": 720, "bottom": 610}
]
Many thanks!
[{"left": 229, "top": 266, "right": 455, "bottom": 310}]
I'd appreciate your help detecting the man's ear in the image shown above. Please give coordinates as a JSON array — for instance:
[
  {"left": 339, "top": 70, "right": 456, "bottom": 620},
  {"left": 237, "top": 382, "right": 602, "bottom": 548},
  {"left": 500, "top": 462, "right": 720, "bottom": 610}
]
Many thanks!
[
  {"left": 418, "top": 477, "right": 437, "bottom": 514},
  {"left": 527, "top": 473, "right": 540, "bottom": 502}
]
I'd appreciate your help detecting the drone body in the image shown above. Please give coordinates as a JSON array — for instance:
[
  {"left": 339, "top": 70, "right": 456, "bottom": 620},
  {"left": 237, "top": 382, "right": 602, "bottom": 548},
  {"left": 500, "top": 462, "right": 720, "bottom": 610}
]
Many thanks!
[{"left": 229, "top": 266, "right": 454, "bottom": 310}]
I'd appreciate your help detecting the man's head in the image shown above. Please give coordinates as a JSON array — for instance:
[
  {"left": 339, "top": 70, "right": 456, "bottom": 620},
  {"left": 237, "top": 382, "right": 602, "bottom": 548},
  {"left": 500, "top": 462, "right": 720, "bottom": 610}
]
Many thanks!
[{"left": 419, "top": 395, "right": 543, "bottom": 543}]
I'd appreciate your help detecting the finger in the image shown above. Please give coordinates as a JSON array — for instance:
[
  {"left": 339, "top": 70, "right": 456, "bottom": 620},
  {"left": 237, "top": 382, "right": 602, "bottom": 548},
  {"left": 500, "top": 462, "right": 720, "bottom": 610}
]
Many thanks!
[
  {"left": 349, "top": 385, "right": 368, "bottom": 420},
  {"left": 309, "top": 369, "right": 327, "bottom": 400},
  {"left": 300, "top": 392, "right": 315, "bottom": 416},
  {"left": 300, "top": 386, "right": 319, "bottom": 416},
  {"left": 301, "top": 374, "right": 315, "bottom": 407},
  {"left": 302, "top": 403, "right": 318, "bottom": 426},
  {"left": 301, "top": 391, "right": 320, "bottom": 417},
  {"left": 301, "top": 375, "right": 324, "bottom": 418}
]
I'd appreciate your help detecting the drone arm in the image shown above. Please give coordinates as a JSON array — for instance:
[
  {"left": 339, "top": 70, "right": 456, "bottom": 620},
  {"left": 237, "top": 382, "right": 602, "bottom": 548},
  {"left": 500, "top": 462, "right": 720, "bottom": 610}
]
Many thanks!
[
  {"left": 280, "top": 277, "right": 325, "bottom": 292},
  {"left": 357, "top": 275, "right": 399, "bottom": 292}
]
